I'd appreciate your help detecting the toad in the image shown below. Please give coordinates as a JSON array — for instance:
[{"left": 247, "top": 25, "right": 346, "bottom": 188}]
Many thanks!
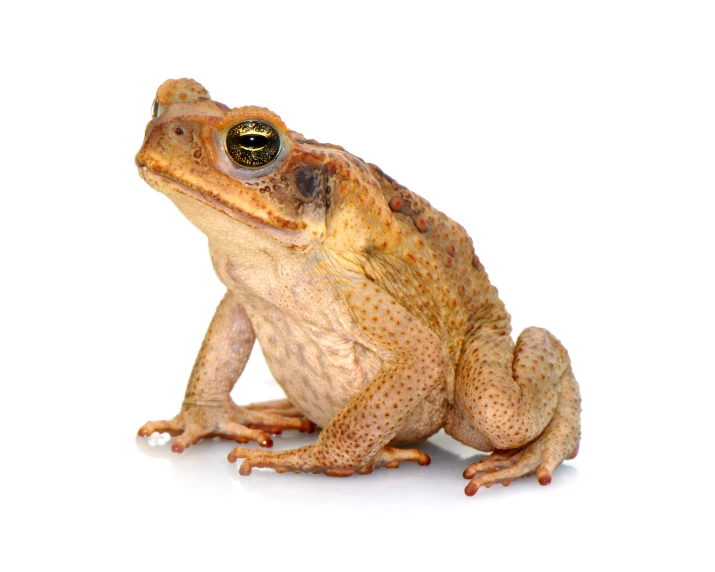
[{"left": 136, "top": 79, "right": 581, "bottom": 495}]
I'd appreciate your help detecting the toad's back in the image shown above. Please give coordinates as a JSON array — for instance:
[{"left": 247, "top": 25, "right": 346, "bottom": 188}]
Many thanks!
[{"left": 362, "top": 163, "right": 510, "bottom": 362}]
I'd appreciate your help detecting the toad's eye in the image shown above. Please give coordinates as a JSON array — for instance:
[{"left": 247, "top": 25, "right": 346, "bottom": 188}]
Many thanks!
[
  {"left": 225, "top": 121, "right": 281, "bottom": 169},
  {"left": 151, "top": 98, "right": 166, "bottom": 119}
]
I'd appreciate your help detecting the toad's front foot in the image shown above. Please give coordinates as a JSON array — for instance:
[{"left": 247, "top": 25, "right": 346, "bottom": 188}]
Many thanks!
[
  {"left": 137, "top": 400, "right": 314, "bottom": 453},
  {"left": 228, "top": 444, "right": 430, "bottom": 477}
]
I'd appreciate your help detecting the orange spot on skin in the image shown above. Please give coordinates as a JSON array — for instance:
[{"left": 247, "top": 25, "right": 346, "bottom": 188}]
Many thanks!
[{"left": 388, "top": 196, "right": 403, "bottom": 211}]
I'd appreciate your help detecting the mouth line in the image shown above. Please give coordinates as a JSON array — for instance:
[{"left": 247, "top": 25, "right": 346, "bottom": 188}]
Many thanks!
[{"left": 140, "top": 168, "right": 302, "bottom": 237}]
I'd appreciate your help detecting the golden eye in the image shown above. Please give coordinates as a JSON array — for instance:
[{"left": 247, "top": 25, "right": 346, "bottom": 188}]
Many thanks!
[{"left": 225, "top": 121, "right": 280, "bottom": 169}]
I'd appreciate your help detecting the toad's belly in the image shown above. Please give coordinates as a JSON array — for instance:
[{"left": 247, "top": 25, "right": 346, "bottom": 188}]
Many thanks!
[
  {"left": 247, "top": 301, "right": 383, "bottom": 428},
  {"left": 246, "top": 300, "right": 448, "bottom": 442}
]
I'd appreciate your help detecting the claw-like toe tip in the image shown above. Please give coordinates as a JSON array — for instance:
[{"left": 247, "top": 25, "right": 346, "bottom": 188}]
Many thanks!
[
  {"left": 239, "top": 462, "right": 253, "bottom": 476},
  {"left": 325, "top": 468, "right": 355, "bottom": 477},
  {"left": 463, "top": 466, "right": 477, "bottom": 479},
  {"left": 171, "top": 443, "right": 185, "bottom": 453},
  {"left": 537, "top": 468, "right": 552, "bottom": 486},
  {"left": 464, "top": 482, "right": 478, "bottom": 496},
  {"left": 259, "top": 436, "right": 273, "bottom": 448}
]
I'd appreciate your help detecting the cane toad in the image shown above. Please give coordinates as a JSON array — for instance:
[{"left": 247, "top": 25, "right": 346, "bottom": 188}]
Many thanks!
[{"left": 135, "top": 79, "right": 581, "bottom": 495}]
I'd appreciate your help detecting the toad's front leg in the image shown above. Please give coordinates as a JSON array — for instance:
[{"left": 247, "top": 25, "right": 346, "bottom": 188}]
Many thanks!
[
  {"left": 228, "top": 282, "right": 446, "bottom": 476},
  {"left": 137, "top": 292, "right": 313, "bottom": 452}
]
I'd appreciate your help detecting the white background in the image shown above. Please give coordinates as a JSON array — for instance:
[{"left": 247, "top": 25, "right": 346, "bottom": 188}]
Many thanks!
[{"left": 2, "top": 1, "right": 713, "bottom": 570}]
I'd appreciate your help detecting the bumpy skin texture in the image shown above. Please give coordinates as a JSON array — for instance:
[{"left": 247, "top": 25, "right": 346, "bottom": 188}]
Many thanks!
[{"left": 135, "top": 79, "right": 581, "bottom": 495}]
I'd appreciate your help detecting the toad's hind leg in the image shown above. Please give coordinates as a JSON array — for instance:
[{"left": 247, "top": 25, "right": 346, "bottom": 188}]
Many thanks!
[{"left": 445, "top": 325, "right": 581, "bottom": 495}]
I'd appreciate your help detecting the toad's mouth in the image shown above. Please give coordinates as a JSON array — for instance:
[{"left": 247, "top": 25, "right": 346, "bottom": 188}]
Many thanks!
[{"left": 137, "top": 166, "right": 305, "bottom": 239}]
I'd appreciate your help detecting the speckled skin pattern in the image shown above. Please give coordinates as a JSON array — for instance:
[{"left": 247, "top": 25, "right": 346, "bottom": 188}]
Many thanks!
[{"left": 136, "top": 79, "right": 581, "bottom": 495}]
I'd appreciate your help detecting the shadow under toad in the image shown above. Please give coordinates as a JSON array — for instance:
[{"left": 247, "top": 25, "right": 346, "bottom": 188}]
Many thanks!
[{"left": 135, "top": 428, "right": 579, "bottom": 506}]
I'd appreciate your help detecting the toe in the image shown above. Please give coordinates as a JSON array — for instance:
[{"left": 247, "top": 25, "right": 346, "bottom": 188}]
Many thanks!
[
  {"left": 227, "top": 446, "right": 254, "bottom": 463},
  {"left": 227, "top": 448, "right": 280, "bottom": 476},
  {"left": 137, "top": 416, "right": 184, "bottom": 437},
  {"left": 463, "top": 449, "right": 523, "bottom": 479},
  {"left": 218, "top": 421, "right": 273, "bottom": 447},
  {"left": 463, "top": 445, "right": 544, "bottom": 494},
  {"left": 245, "top": 399, "right": 295, "bottom": 411},
  {"left": 238, "top": 407, "right": 316, "bottom": 434},
  {"left": 372, "top": 446, "right": 431, "bottom": 469},
  {"left": 170, "top": 423, "right": 205, "bottom": 453},
  {"left": 537, "top": 466, "right": 552, "bottom": 486}
]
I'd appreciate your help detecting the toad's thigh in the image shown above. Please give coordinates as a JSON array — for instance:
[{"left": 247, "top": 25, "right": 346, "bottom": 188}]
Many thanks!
[
  {"left": 443, "top": 404, "right": 495, "bottom": 451},
  {"left": 446, "top": 326, "right": 569, "bottom": 451}
]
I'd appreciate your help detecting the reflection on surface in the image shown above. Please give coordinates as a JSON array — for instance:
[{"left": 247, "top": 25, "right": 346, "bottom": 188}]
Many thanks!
[{"left": 135, "top": 429, "right": 579, "bottom": 505}]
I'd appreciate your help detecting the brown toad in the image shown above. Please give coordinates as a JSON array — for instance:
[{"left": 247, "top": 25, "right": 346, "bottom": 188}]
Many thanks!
[{"left": 135, "top": 79, "right": 581, "bottom": 495}]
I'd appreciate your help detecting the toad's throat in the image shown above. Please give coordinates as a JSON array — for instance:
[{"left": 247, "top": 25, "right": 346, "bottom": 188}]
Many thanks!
[{"left": 139, "top": 167, "right": 305, "bottom": 237}]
